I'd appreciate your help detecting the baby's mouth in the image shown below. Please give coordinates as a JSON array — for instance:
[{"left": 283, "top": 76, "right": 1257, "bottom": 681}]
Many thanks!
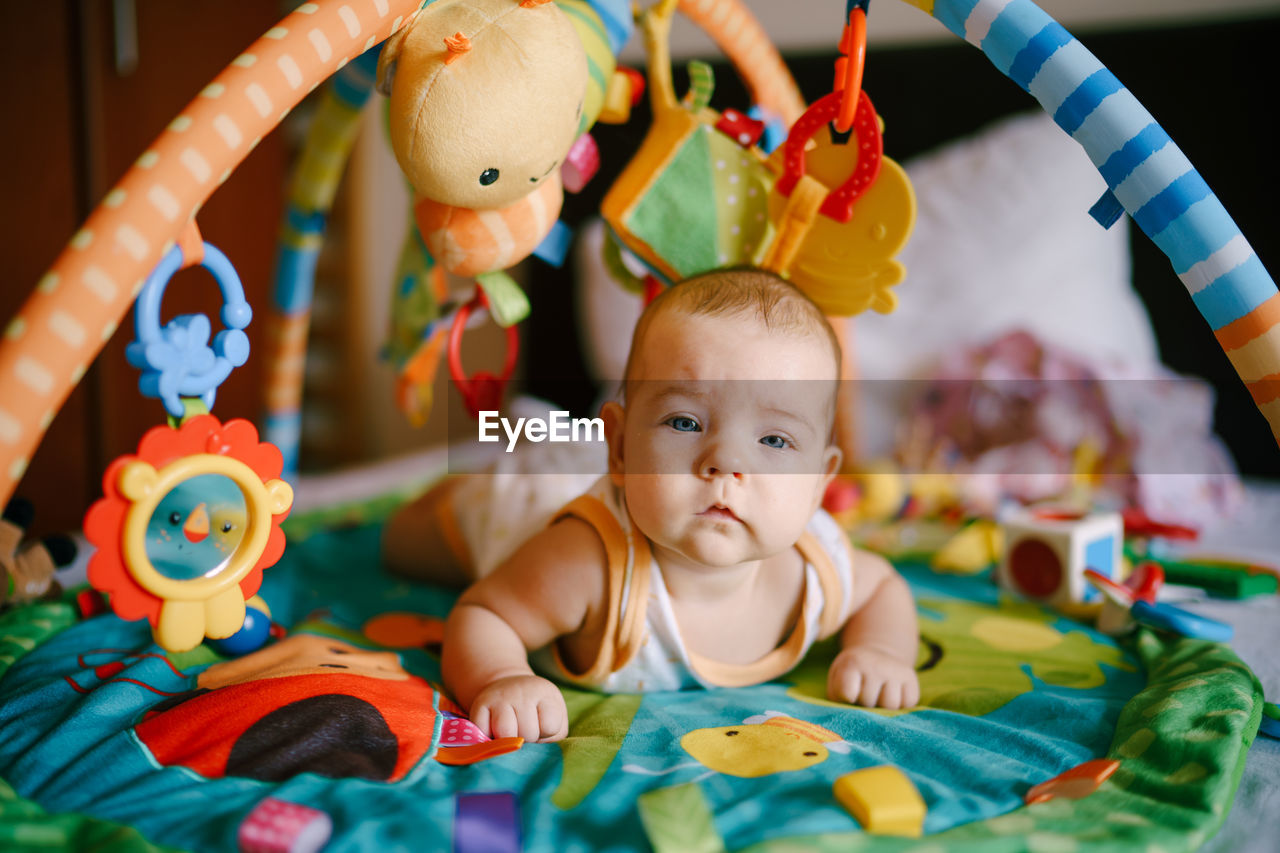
[{"left": 698, "top": 504, "right": 742, "bottom": 523}]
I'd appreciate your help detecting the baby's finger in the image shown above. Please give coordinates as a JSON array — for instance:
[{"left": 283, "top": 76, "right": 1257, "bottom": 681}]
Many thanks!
[
  {"left": 490, "top": 704, "right": 520, "bottom": 740},
  {"left": 515, "top": 703, "right": 543, "bottom": 744},
  {"left": 470, "top": 704, "right": 491, "bottom": 738},
  {"left": 537, "top": 697, "right": 568, "bottom": 742},
  {"left": 858, "top": 675, "right": 885, "bottom": 709},
  {"left": 903, "top": 675, "right": 921, "bottom": 709},
  {"left": 879, "top": 680, "right": 904, "bottom": 710},
  {"left": 829, "top": 666, "right": 862, "bottom": 705}
]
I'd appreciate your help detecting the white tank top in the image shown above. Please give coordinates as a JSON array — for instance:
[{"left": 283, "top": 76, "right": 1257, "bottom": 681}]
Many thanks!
[{"left": 531, "top": 477, "right": 856, "bottom": 692}]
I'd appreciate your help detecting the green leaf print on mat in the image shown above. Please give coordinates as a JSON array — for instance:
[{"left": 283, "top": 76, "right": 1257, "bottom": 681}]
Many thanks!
[{"left": 553, "top": 688, "right": 643, "bottom": 809}]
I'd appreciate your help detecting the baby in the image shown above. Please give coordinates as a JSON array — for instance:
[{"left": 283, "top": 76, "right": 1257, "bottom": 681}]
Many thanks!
[{"left": 384, "top": 268, "right": 919, "bottom": 742}]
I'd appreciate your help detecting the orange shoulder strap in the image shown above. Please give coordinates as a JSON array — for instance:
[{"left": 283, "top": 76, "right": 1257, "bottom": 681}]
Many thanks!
[
  {"left": 549, "top": 495, "right": 650, "bottom": 682},
  {"left": 796, "top": 529, "right": 850, "bottom": 640}
]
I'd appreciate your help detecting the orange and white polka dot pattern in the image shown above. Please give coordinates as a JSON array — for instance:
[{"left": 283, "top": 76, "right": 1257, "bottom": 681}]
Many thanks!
[
  {"left": 677, "top": 0, "right": 804, "bottom": 125},
  {"left": 0, "top": 0, "right": 424, "bottom": 505}
]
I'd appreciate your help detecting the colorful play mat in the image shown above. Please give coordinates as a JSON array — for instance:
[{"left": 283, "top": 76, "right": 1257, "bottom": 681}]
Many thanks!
[
  {"left": 0, "top": 510, "right": 1261, "bottom": 852},
  {"left": 0, "top": 0, "right": 1271, "bottom": 847}
]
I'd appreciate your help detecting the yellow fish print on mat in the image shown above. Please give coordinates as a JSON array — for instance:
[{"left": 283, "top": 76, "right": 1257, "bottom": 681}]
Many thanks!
[{"left": 680, "top": 711, "right": 852, "bottom": 778}]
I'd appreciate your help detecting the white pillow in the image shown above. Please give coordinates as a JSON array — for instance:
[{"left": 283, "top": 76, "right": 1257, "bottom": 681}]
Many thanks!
[
  {"left": 853, "top": 111, "right": 1159, "bottom": 456},
  {"left": 855, "top": 110, "right": 1156, "bottom": 379},
  {"left": 575, "top": 111, "right": 1159, "bottom": 447}
]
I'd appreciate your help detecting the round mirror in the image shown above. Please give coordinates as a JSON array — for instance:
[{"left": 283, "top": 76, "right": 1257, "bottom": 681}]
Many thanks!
[{"left": 146, "top": 474, "right": 247, "bottom": 580}]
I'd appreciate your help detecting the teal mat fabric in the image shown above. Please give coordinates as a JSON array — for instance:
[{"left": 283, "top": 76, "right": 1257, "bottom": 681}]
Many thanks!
[{"left": 0, "top": 522, "right": 1260, "bottom": 851}]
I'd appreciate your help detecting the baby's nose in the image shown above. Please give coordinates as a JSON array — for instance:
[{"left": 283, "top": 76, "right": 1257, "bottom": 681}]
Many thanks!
[{"left": 698, "top": 441, "right": 745, "bottom": 479}]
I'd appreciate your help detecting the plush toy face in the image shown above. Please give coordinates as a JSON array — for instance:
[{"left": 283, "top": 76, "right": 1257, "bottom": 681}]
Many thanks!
[{"left": 380, "top": 0, "right": 589, "bottom": 211}]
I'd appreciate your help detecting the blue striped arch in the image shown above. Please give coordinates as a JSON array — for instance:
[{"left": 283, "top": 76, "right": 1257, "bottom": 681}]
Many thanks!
[
  {"left": 927, "top": 0, "right": 1275, "bottom": 331},
  {"left": 271, "top": 48, "right": 381, "bottom": 316},
  {"left": 265, "top": 48, "right": 383, "bottom": 465}
]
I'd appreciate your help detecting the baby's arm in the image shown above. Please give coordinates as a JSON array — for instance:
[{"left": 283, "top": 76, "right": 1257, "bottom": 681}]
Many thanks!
[
  {"left": 827, "top": 549, "right": 920, "bottom": 710},
  {"left": 442, "top": 517, "right": 606, "bottom": 743}
]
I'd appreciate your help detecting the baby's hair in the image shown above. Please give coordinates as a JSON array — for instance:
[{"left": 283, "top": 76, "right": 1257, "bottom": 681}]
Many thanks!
[
  {"left": 621, "top": 267, "right": 842, "bottom": 430},
  {"left": 623, "top": 266, "right": 842, "bottom": 385}
]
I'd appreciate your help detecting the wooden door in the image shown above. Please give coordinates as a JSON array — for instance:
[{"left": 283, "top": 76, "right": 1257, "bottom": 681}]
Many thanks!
[
  {"left": 0, "top": 3, "right": 94, "bottom": 538},
  {"left": 0, "top": 1, "right": 290, "bottom": 537}
]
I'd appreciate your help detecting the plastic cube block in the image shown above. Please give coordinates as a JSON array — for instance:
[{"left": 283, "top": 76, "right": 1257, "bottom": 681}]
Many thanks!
[
  {"left": 997, "top": 508, "right": 1123, "bottom": 607},
  {"left": 833, "top": 765, "right": 925, "bottom": 837}
]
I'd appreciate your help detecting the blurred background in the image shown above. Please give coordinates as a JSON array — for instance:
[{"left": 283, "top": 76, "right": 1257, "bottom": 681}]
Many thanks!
[{"left": 2, "top": 0, "right": 1278, "bottom": 536}]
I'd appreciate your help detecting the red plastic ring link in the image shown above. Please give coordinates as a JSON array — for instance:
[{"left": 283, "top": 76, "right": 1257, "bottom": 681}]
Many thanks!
[
  {"left": 447, "top": 291, "right": 519, "bottom": 419},
  {"left": 773, "top": 88, "right": 883, "bottom": 224}
]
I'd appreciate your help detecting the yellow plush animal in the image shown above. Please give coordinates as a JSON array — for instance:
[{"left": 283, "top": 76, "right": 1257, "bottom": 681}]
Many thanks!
[{"left": 376, "top": 0, "right": 590, "bottom": 276}]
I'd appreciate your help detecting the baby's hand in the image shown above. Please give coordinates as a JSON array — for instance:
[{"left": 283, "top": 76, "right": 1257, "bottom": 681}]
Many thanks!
[
  {"left": 827, "top": 645, "right": 920, "bottom": 710},
  {"left": 468, "top": 674, "right": 569, "bottom": 743}
]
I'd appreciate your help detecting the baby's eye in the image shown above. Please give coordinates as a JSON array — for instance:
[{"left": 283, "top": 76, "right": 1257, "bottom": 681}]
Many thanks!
[
  {"left": 760, "top": 434, "right": 789, "bottom": 449},
  {"left": 479, "top": 168, "right": 500, "bottom": 186},
  {"left": 666, "top": 416, "right": 700, "bottom": 433}
]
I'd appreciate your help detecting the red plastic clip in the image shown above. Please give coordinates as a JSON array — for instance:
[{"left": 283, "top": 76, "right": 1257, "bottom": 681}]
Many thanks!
[
  {"left": 1126, "top": 561, "right": 1166, "bottom": 603},
  {"left": 773, "top": 88, "right": 882, "bottom": 223},
  {"left": 620, "top": 66, "right": 646, "bottom": 106},
  {"left": 447, "top": 291, "right": 519, "bottom": 419}
]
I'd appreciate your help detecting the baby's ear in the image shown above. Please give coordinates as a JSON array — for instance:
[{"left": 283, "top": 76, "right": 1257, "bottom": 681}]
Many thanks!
[
  {"left": 814, "top": 444, "right": 842, "bottom": 509},
  {"left": 601, "top": 401, "right": 626, "bottom": 486}
]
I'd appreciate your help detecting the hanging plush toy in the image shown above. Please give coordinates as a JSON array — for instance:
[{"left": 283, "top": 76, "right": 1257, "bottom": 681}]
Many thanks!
[
  {"left": 376, "top": 0, "right": 633, "bottom": 425},
  {"left": 376, "top": 0, "right": 626, "bottom": 279},
  {"left": 602, "top": 0, "right": 914, "bottom": 318}
]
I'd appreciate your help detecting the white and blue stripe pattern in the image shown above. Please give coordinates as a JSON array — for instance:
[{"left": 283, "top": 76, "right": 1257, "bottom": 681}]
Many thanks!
[
  {"left": 272, "top": 48, "right": 380, "bottom": 314},
  {"left": 931, "top": 0, "right": 1275, "bottom": 330},
  {"left": 266, "top": 48, "right": 381, "bottom": 472}
]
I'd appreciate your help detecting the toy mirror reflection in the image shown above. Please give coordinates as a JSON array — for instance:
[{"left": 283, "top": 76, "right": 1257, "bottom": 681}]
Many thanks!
[{"left": 145, "top": 473, "right": 247, "bottom": 581}]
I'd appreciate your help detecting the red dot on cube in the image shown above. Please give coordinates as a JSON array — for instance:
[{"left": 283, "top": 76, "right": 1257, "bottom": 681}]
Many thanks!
[
  {"left": 998, "top": 508, "right": 1123, "bottom": 607},
  {"left": 1010, "top": 539, "right": 1063, "bottom": 598}
]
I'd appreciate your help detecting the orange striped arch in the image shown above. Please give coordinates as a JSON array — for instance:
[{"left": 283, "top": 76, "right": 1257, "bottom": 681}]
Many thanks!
[
  {"left": 1216, "top": 293, "right": 1280, "bottom": 434},
  {"left": 677, "top": 0, "right": 805, "bottom": 125},
  {"left": 0, "top": 0, "right": 424, "bottom": 508}
]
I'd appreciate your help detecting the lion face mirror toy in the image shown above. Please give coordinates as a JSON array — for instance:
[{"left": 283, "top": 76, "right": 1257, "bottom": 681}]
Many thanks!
[{"left": 84, "top": 228, "right": 293, "bottom": 653}]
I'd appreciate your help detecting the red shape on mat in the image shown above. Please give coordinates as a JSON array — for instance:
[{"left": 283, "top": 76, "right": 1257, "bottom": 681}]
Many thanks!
[{"left": 1024, "top": 758, "right": 1121, "bottom": 805}]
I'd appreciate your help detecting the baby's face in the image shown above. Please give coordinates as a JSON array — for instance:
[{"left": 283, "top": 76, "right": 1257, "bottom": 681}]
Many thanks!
[{"left": 607, "top": 310, "right": 840, "bottom": 572}]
